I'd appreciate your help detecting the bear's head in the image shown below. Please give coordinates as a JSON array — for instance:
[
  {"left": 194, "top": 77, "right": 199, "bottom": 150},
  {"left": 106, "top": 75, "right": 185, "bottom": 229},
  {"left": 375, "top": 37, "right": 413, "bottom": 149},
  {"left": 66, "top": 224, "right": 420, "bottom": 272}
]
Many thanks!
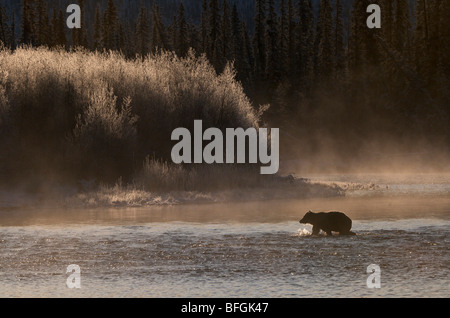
[{"left": 299, "top": 211, "right": 314, "bottom": 224}]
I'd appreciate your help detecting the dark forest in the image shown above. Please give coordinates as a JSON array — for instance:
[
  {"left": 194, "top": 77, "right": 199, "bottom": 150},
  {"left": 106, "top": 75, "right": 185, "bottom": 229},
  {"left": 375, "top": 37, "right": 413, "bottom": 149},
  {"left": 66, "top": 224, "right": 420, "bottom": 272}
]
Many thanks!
[{"left": 0, "top": 0, "right": 449, "bottom": 191}]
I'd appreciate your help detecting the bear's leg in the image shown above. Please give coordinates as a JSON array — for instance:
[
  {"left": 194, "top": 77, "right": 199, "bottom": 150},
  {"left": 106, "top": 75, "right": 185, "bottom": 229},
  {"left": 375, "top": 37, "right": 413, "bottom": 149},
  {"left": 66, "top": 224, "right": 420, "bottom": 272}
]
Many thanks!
[
  {"left": 312, "top": 226, "right": 320, "bottom": 236},
  {"left": 326, "top": 231, "right": 332, "bottom": 236}
]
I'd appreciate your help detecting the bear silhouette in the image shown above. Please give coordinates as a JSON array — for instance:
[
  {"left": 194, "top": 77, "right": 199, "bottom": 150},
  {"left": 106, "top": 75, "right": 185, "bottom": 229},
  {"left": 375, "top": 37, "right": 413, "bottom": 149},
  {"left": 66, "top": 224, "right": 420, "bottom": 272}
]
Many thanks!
[{"left": 299, "top": 211, "right": 356, "bottom": 236}]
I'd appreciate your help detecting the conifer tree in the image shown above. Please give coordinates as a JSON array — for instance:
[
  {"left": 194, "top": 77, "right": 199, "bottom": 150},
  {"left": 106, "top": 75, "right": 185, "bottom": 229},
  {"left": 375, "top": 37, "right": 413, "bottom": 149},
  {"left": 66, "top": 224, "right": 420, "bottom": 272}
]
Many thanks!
[
  {"left": 220, "top": 0, "right": 232, "bottom": 68},
  {"left": 122, "top": 21, "right": 134, "bottom": 57},
  {"left": 242, "top": 20, "right": 254, "bottom": 82},
  {"left": 427, "top": 0, "right": 442, "bottom": 85},
  {"left": 0, "top": 1, "right": 10, "bottom": 46},
  {"left": 334, "top": 0, "right": 345, "bottom": 74},
  {"left": 93, "top": 4, "right": 102, "bottom": 50},
  {"left": 379, "top": 0, "right": 396, "bottom": 81},
  {"left": 363, "top": 0, "right": 382, "bottom": 66},
  {"left": 348, "top": 0, "right": 366, "bottom": 72},
  {"left": 103, "top": 0, "right": 119, "bottom": 50},
  {"left": 381, "top": 0, "right": 394, "bottom": 45},
  {"left": 208, "top": 0, "right": 222, "bottom": 71},
  {"left": 315, "top": 0, "right": 334, "bottom": 80},
  {"left": 118, "top": 20, "right": 133, "bottom": 57},
  {"left": 50, "top": 7, "right": 57, "bottom": 47},
  {"left": 414, "top": 0, "right": 429, "bottom": 66},
  {"left": 71, "top": 0, "right": 88, "bottom": 48},
  {"left": 231, "top": 4, "right": 241, "bottom": 61},
  {"left": 231, "top": 4, "right": 245, "bottom": 81},
  {"left": 187, "top": 21, "right": 200, "bottom": 54},
  {"left": 167, "top": 15, "right": 176, "bottom": 51},
  {"left": 21, "top": 0, "right": 35, "bottom": 45},
  {"left": 200, "top": 0, "right": 209, "bottom": 54},
  {"left": 35, "top": 0, "right": 44, "bottom": 45},
  {"left": 265, "top": 0, "right": 280, "bottom": 85},
  {"left": 287, "top": 0, "right": 296, "bottom": 78},
  {"left": 135, "top": 6, "right": 151, "bottom": 57},
  {"left": 10, "top": 9, "right": 15, "bottom": 48},
  {"left": 151, "top": 2, "right": 167, "bottom": 53},
  {"left": 174, "top": 2, "right": 188, "bottom": 57},
  {"left": 55, "top": 9, "right": 66, "bottom": 48},
  {"left": 439, "top": 0, "right": 450, "bottom": 82},
  {"left": 395, "top": 0, "right": 411, "bottom": 54},
  {"left": 254, "top": 0, "right": 266, "bottom": 80},
  {"left": 279, "top": 0, "right": 289, "bottom": 80},
  {"left": 296, "top": 0, "right": 315, "bottom": 88}
]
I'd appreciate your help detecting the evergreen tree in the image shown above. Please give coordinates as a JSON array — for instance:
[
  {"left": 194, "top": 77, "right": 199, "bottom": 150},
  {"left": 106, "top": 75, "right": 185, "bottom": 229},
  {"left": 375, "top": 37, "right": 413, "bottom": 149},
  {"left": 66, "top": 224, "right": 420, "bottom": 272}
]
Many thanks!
[
  {"left": 208, "top": 0, "right": 222, "bottom": 71},
  {"left": 187, "top": 21, "right": 200, "bottom": 54},
  {"left": 439, "top": 0, "right": 450, "bottom": 81},
  {"left": 348, "top": 0, "right": 366, "bottom": 72},
  {"left": 363, "top": 0, "right": 382, "bottom": 66},
  {"left": 265, "top": 0, "right": 280, "bottom": 85},
  {"left": 220, "top": 0, "right": 232, "bottom": 69},
  {"left": 117, "top": 20, "right": 133, "bottom": 57},
  {"left": 151, "top": 2, "right": 167, "bottom": 53},
  {"left": 10, "top": 9, "right": 15, "bottom": 48},
  {"left": 334, "top": 0, "right": 345, "bottom": 74},
  {"left": 135, "top": 6, "right": 151, "bottom": 57},
  {"left": 427, "top": 0, "right": 442, "bottom": 86},
  {"left": 381, "top": 0, "right": 394, "bottom": 45},
  {"left": 279, "top": 0, "right": 289, "bottom": 80},
  {"left": 200, "top": 0, "right": 209, "bottom": 54},
  {"left": 93, "top": 4, "right": 102, "bottom": 50},
  {"left": 167, "top": 15, "right": 176, "bottom": 51},
  {"left": 37, "top": 0, "right": 51, "bottom": 46},
  {"left": 414, "top": 0, "right": 429, "bottom": 74},
  {"left": 121, "top": 20, "right": 134, "bottom": 57},
  {"left": 242, "top": 20, "right": 254, "bottom": 82},
  {"left": 395, "top": 0, "right": 411, "bottom": 54},
  {"left": 296, "top": 0, "right": 315, "bottom": 88},
  {"left": 315, "top": 0, "right": 334, "bottom": 80},
  {"left": 103, "top": 0, "right": 119, "bottom": 50},
  {"left": 253, "top": 0, "right": 266, "bottom": 80},
  {"left": 71, "top": 0, "right": 88, "bottom": 48},
  {"left": 21, "top": 0, "right": 35, "bottom": 45},
  {"left": 231, "top": 4, "right": 245, "bottom": 81},
  {"left": 287, "top": 0, "right": 296, "bottom": 80},
  {"left": 174, "top": 2, "right": 188, "bottom": 57},
  {"left": 55, "top": 9, "right": 66, "bottom": 48},
  {"left": 50, "top": 7, "right": 57, "bottom": 47},
  {"left": 0, "top": 0, "right": 10, "bottom": 46},
  {"left": 379, "top": 0, "right": 396, "bottom": 81},
  {"left": 231, "top": 4, "right": 241, "bottom": 61}
]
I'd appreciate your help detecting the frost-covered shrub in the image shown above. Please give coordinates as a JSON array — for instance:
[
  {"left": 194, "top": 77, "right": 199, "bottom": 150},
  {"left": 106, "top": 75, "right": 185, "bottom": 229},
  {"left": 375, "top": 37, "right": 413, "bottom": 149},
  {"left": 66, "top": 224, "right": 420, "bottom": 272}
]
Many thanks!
[
  {"left": 72, "top": 82, "right": 138, "bottom": 181},
  {"left": 0, "top": 46, "right": 263, "bottom": 187}
]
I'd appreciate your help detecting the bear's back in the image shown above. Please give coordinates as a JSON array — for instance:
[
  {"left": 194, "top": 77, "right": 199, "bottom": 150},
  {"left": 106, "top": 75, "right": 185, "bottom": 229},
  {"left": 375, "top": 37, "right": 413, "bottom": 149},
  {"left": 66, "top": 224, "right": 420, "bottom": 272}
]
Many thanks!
[{"left": 313, "top": 212, "right": 352, "bottom": 232}]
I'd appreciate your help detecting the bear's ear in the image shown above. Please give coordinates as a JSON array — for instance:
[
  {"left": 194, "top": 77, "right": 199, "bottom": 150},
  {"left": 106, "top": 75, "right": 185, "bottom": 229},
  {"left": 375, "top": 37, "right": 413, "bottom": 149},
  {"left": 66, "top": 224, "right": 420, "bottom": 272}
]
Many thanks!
[{"left": 308, "top": 210, "right": 312, "bottom": 213}]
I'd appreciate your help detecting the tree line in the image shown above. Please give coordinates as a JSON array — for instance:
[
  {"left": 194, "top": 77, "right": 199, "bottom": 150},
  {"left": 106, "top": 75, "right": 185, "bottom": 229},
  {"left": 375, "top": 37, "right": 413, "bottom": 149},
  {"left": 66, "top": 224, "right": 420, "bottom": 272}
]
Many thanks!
[{"left": 1, "top": 0, "right": 449, "bottom": 144}]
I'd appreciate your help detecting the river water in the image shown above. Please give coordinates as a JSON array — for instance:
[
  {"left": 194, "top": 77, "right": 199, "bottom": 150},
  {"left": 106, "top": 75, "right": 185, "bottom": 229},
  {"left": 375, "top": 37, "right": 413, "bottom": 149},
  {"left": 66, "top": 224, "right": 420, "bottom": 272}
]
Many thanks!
[{"left": 0, "top": 174, "right": 449, "bottom": 298}]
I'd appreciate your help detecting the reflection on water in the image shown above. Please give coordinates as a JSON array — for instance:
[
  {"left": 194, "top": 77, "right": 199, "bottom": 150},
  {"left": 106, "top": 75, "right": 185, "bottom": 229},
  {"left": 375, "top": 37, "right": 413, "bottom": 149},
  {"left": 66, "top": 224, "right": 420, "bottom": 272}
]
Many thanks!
[{"left": 0, "top": 194, "right": 449, "bottom": 298}]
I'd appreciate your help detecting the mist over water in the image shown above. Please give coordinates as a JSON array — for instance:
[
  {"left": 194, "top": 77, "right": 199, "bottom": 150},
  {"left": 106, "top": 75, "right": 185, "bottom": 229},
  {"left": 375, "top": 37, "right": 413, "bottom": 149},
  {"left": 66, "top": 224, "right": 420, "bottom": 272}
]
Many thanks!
[{"left": 0, "top": 173, "right": 449, "bottom": 298}]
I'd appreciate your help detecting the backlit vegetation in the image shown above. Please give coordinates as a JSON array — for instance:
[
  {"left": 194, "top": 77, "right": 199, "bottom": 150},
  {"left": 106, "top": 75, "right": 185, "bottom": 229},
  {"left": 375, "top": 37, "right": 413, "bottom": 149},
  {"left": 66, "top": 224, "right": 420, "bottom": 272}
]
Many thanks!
[{"left": 0, "top": 46, "right": 263, "bottom": 190}]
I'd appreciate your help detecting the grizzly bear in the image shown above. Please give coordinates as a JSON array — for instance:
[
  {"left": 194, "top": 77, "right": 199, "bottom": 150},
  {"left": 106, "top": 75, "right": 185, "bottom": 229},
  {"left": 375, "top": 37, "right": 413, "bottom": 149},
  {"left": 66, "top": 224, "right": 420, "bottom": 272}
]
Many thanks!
[{"left": 299, "top": 211, "right": 356, "bottom": 236}]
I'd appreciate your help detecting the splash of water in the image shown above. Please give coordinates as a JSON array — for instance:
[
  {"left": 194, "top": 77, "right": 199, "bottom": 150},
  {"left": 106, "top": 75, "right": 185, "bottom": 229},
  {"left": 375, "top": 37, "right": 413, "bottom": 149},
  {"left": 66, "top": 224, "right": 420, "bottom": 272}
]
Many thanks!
[{"left": 296, "top": 228, "right": 312, "bottom": 236}]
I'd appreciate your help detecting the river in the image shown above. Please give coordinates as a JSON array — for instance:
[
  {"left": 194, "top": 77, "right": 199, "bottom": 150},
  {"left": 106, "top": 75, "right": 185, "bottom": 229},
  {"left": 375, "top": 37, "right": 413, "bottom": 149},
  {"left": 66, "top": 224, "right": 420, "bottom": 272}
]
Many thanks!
[{"left": 0, "top": 174, "right": 449, "bottom": 297}]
